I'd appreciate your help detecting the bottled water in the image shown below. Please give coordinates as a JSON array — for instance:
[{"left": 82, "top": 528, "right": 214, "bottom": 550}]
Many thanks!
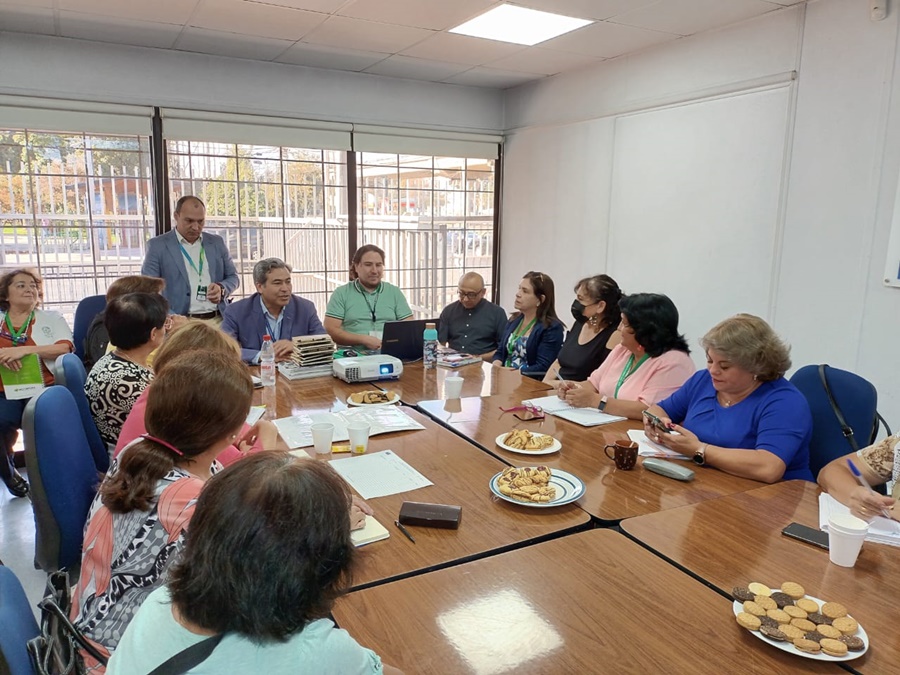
[{"left": 260, "top": 334, "right": 276, "bottom": 386}]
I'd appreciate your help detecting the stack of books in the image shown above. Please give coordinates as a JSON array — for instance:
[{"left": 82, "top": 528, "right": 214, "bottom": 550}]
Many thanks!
[
  {"left": 277, "top": 334, "right": 335, "bottom": 380},
  {"left": 437, "top": 348, "right": 482, "bottom": 369}
]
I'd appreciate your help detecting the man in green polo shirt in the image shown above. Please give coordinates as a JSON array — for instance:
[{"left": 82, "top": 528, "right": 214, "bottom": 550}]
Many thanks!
[{"left": 324, "top": 244, "right": 413, "bottom": 349}]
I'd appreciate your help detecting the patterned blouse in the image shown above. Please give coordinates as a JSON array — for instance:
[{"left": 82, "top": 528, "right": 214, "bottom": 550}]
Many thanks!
[
  {"left": 71, "top": 458, "right": 207, "bottom": 672},
  {"left": 858, "top": 434, "right": 900, "bottom": 501},
  {"left": 84, "top": 353, "right": 153, "bottom": 447}
]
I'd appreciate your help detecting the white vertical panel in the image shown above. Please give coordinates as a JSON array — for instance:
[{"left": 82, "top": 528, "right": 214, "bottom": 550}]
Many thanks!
[{"left": 607, "top": 86, "right": 793, "bottom": 364}]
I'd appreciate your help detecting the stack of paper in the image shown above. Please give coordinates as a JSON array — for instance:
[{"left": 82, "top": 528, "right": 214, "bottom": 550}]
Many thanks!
[
  {"left": 818, "top": 492, "right": 900, "bottom": 547},
  {"left": 330, "top": 450, "right": 433, "bottom": 499},
  {"left": 277, "top": 361, "right": 333, "bottom": 380},
  {"left": 274, "top": 405, "right": 426, "bottom": 449},
  {"left": 437, "top": 348, "right": 481, "bottom": 368},
  {"left": 521, "top": 394, "right": 626, "bottom": 427}
]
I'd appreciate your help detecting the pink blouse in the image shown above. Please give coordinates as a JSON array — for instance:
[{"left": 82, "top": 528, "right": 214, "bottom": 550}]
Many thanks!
[
  {"left": 114, "top": 388, "right": 262, "bottom": 467},
  {"left": 587, "top": 343, "right": 695, "bottom": 404}
]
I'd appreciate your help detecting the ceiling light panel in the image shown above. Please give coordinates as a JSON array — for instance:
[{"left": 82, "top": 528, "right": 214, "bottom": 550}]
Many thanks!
[{"left": 449, "top": 4, "right": 592, "bottom": 46}]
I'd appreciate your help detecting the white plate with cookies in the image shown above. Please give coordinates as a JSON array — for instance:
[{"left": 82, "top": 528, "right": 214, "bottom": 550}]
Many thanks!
[
  {"left": 732, "top": 584, "right": 868, "bottom": 662},
  {"left": 495, "top": 430, "right": 561, "bottom": 455},
  {"left": 489, "top": 467, "right": 584, "bottom": 508},
  {"left": 347, "top": 390, "right": 400, "bottom": 406}
]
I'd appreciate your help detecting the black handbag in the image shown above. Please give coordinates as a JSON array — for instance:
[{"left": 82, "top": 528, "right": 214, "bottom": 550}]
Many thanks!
[{"left": 26, "top": 570, "right": 107, "bottom": 675}]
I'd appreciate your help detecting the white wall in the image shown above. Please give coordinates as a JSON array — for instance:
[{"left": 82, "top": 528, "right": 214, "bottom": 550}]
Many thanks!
[
  {"left": 0, "top": 33, "right": 504, "bottom": 133},
  {"left": 501, "top": 0, "right": 900, "bottom": 426}
]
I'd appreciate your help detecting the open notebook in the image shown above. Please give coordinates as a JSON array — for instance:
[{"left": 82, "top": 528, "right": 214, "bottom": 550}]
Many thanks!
[
  {"left": 351, "top": 516, "right": 390, "bottom": 547},
  {"left": 521, "top": 394, "right": 626, "bottom": 427}
]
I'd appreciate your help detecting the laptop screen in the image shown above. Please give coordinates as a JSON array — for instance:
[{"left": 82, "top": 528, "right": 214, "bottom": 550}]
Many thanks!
[{"left": 381, "top": 319, "right": 441, "bottom": 362}]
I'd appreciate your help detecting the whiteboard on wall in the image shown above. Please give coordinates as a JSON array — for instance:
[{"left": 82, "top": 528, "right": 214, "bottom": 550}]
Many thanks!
[{"left": 607, "top": 86, "right": 793, "bottom": 363}]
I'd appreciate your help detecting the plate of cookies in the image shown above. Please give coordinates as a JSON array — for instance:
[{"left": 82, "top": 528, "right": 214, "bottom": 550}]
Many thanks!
[
  {"left": 495, "top": 430, "right": 561, "bottom": 455},
  {"left": 732, "top": 580, "right": 868, "bottom": 661},
  {"left": 347, "top": 390, "right": 400, "bottom": 406},
  {"left": 489, "top": 466, "right": 584, "bottom": 508}
]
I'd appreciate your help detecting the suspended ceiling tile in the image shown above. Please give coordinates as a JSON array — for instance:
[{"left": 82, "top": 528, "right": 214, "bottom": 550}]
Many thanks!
[
  {"left": 191, "top": 0, "right": 326, "bottom": 41},
  {"left": 610, "top": 0, "right": 782, "bottom": 37},
  {"left": 275, "top": 41, "right": 388, "bottom": 71},
  {"left": 401, "top": 32, "right": 524, "bottom": 67},
  {"left": 58, "top": 0, "right": 199, "bottom": 24},
  {"left": 302, "top": 14, "right": 434, "bottom": 53},
  {"left": 175, "top": 26, "right": 295, "bottom": 61},
  {"left": 364, "top": 54, "right": 470, "bottom": 81},
  {"left": 542, "top": 20, "right": 678, "bottom": 59},
  {"left": 59, "top": 11, "right": 183, "bottom": 49},
  {"left": 444, "top": 67, "right": 545, "bottom": 89},
  {"left": 487, "top": 47, "right": 602, "bottom": 76},
  {"left": 337, "top": 0, "right": 495, "bottom": 31}
]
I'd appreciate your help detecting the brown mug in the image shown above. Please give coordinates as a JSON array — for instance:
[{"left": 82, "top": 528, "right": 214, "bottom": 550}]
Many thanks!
[{"left": 604, "top": 440, "right": 638, "bottom": 470}]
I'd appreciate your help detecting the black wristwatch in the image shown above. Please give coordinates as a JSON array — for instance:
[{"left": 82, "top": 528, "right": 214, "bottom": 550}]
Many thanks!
[
  {"left": 693, "top": 443, "right": 707, "bottom": 466},
  {"left": 598, "top": 395, "right": 608, "bottom": 412}
]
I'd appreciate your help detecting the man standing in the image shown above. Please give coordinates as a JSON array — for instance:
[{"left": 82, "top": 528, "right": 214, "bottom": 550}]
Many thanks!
[
  {"left": 141, "top": 196, "right": 239, "bottom": 322},
  {"left": 438, "top": 272, "right": 507, "bottom": 355},
  {"left": 222, "top": 258, "right": 325, "bottom": 363}
]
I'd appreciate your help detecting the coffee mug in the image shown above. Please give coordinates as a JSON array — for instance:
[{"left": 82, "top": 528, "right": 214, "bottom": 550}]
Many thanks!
[{"left": 604, "top": 440, "right": 638, "bottom": 470}]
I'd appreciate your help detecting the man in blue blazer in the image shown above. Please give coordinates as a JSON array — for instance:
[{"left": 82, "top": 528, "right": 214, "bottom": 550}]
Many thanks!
[
  {"left": 222, "top": 257, "right": 326, "bottom": 363},
  {"left": 141, "top": 196, "right": 239, "bottom": 320}
]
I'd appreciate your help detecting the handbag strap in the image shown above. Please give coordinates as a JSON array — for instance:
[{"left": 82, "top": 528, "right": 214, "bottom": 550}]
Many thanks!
[
  {"left": 146, "top": 634, "right": 224, "bottom": 675},
  {"left": 817, "top": 364, "right": 859, "bottom": 452}
]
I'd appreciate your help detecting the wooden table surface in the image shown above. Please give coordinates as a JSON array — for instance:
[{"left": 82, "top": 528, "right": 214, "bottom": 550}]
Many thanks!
[
  {"left": 377, "top": 360, "right": 551, "bottom": 405},
  {"left": 251, "top": 369, "right": 373, "bottom": 417},
  {"left": 417, "top": 394, "right": 766, "bottom": 523},
  {"left": 291, "top": 407, "right": 590, "bottom": 589},
  {"left": 621, "top": 480, "right": 897, "bottom": 674},
  {"left": 333, "top": 529, "right": 842, "bottom": 674}
]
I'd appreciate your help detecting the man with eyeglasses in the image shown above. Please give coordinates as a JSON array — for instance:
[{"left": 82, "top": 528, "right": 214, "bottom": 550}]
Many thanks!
[{"left": 438, "top": 272, "right": 508, "bottom": 356}]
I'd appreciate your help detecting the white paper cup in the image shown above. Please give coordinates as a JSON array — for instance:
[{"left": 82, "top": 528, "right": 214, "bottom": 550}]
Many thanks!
[
  {"left": 444, "top": 375, "right": 464, "bottom": 399},
  {"left": 347, "top": 423, "right": 371, "bottom": 455},
  {"left": 310, "top": 423, "right": 334, "bottom": 455},
  {"left": 828, "top": 513, "right": 868, "bottom": 567}
]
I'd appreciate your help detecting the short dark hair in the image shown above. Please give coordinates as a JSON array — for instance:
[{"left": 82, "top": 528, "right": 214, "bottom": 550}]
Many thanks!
[
  {"left": 253, "top": 258, "right": 292, "bottom": 286},
  {"left": 104, "top": 293, "right": 168, "bottom": 350},
  {"left": 174, "top": 195, "right": 205, "bottom": 213},
  {"left": 620, "top": 293, "right": 689, "bottom": 358},
  {"left": 100, "top": 351, "right": 252, "bottom": 513},
  {"left": 521, "top": 271, "right": 559, "bottom": 328},
  {"left": 576, "top": 274, "right": 622, "bottom": 327},
  {"left": 349, "top": 244, "right": 385, "bottom": 280},
  {"left": 105, "top": 275, "right": 165, "bottom": 302},
  {"left": 0, "top": 268, "right": 43, "bottom": 311},
  {"left": 169, "top": 453, "right": 355, "bottom": 641}
]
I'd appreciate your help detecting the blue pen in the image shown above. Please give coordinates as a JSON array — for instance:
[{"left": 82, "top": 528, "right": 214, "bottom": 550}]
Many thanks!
[{"left": 846, "top": 459, "right": 893, "bottom": 519}]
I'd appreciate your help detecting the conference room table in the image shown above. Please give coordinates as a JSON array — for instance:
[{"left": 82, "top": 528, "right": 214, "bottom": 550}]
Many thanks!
[
  {"left": 332, "top": 529, "right": 842, "bottom": 674},
  {"left": 416, "top": 393, "right": 766, "bottom": 524},
  {"left": 621, "top": 481, "right": 896, "bottom": 674},
  {"left": 377, "top": 360, "right": 552, "bottom": 405}
]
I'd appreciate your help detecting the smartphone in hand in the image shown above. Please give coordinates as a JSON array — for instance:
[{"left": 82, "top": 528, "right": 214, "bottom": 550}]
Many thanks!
[{"left": 642, "top": 410, "right": 672, "bottom": 434}]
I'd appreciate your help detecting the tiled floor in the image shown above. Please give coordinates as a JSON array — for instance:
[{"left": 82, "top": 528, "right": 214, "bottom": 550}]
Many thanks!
[{"left": 0, "top": 468, "right": 48, "bottom": 619}]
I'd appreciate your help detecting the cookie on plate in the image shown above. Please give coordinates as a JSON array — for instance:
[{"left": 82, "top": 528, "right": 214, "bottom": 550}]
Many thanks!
[
  {"left": 736, "top": 612, "right": 761, "bottom": 631},
  {"left": 783, "top": 605, "right": 807, "bottom": 619},
  {"left": 808, "top": 612, "right": 832, "bottom": 625},
  {"left": 766, "top": 609, "right": 791, "bottom": 624},
  {"left": 822, "top": 601, "right": 848, "bottom": 619},
  {"left": 815, "top": 624, "right": 842, "bottom": 640},
  {"left": 831, "top": 616, "right": 859, "bottom": 635},
  {"left": 796, "top": 598, "right": 820, "bottom": 614},
  {"left": 779, "top": 624, "right": 805, "bottom": 640},
  {"left": 732, "top": 586, "right": 755, "bottom": 603},
  {"left": 753, "top": 595, "right": 777, "bottom": 611},
  {"left": 748, "top": 582, "right": 771, "bottom": 597},
  {"left": 839, "top": 635, "right": 865, "bottom": 651},
  {"left": 742, "top": 600, "right": 767, "bottom": 617},
  {"left": 790, "top": 618, "right": 817, "bottom": 633},
  {"left": 794, "top": 638, "right": 821, "bottom": 654},
  {"left": 781, "top": 581, "right": 805, "bottom": 599},
  {"left": 760, "top": 625, "right": 789, "bottom": 642},
  {"left": 769, "top": 592, "right": 794, "bottom": 609},
  {"left": 820, "top": 638, "right": 849, "bottom": 657}
]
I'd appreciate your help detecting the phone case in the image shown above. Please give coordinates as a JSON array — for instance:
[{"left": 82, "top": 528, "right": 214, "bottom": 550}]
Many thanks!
[{"left": 642, "top": 458, "right": 695, "bottom": 482}]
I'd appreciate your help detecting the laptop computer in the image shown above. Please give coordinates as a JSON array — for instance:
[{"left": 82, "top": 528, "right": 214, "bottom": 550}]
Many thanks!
[{"left": 381, "top": 318, "right": 441, "bottom": 363}]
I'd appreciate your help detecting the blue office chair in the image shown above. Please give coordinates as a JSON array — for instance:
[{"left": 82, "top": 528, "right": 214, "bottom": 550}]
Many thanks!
[
  {"left": 0, "top": 565, "right": 40, "bottom": 675},
  {"left": 54, "top": 354, "right": 110, "bottom": 473},
  {"left": 790, "top": 364, "right": 892, "bottom": 481},
  {"left": 72, "top": 295, "right": 106, "bottom": 362},
  {"left": 23, "top": 387, "right": 100, "bottom": 573}
]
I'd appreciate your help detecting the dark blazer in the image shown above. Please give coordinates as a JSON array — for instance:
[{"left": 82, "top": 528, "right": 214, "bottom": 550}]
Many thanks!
[
  {"left": 222, "top": 292, "right": 326, "bottom": 363},
  {"left": 492, "top": 315, "right": 564, "bottom": 379},
  {"left": 141, "top": 230, "right": 239, "bottom": 315}
]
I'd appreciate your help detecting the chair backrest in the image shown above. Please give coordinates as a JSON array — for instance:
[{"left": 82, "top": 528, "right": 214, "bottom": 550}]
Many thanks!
[
  {"left": 789, "top": 364, "right": 882, "bottom": 479},
  {"left": 72, "top": 295, "right": 106, "bottom": 362},
  {"left": 54, "top": 354, "right": 109, "bottom": 474},
  {"left": 23, "top": 386, "right": 100, "bottom": 574},
  {"left": 0, "top": 565, "right": 40, "bottom": 675}
]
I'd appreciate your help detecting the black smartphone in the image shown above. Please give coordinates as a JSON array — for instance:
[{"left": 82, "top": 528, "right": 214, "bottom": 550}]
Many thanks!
[
  {"left": 642, "top": 410, "right": 672, "bottom": 434},
  {"left": 781, "top": 522, "right": 829, "bottom": 550}
]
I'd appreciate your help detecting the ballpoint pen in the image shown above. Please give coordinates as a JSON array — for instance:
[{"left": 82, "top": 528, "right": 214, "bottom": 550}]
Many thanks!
[
  {"left": 394, "top": 520, "right": 416, "bottom": 543},
  {"left": 846, "top": 459, "right": 893, "bottom": 519}
]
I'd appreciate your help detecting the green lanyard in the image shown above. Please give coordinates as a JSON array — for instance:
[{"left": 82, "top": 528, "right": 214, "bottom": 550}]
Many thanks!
[
  {"left": 614, "top": 353, "right": 649, "bottom": 398},
  {"left": 505, "top": 317, "right": 537, "bottom": 367},
  {"left": 4, "top": 310, "right": 34, "bottom": 345},
  {"left": 179, "top": 242, "right": 205, "bottom": 277}
]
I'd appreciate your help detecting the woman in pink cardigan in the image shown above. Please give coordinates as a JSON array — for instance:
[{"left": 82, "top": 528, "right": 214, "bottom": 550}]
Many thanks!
[
  {"left": 558, "top": 293, "right": 695, "bottom": 420},
  {"left": 115, "top": 322, "right": 275, "bottom": 465}
]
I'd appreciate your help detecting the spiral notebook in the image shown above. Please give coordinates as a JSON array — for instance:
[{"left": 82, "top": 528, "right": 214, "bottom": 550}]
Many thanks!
[{"left": 521, "top": 394, "right": 626, "bottom": 427}]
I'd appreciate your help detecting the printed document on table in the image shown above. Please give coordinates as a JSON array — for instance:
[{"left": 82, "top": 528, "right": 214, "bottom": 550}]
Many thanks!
[
  {"left": 245, "top": 406, "right": 266, "bottom": 427},
  {"left": 818, "top": 492, "right": 900, "bottom": 547},
  {"left": 329, "top": 450, "right": 433, "bottom": 499},
  {"left": 273, "top": 407, "right": 425, "bottom": 449},
  {"left": 627, "top": 429, "right": 689, "bottom": 460},
  {"left": 521, "top": 394, "right": 626, "bottom": 427}
]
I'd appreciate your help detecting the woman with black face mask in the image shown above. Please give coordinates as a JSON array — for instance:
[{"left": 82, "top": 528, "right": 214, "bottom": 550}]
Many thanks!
[{"left": 544, "top": 275, "right": 622, "bottom": 385}]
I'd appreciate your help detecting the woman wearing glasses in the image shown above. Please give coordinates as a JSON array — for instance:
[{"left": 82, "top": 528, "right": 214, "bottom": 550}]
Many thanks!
[
  {"left": 492, "top": 271, "right": 564, "bottom": 379},
  {"left": 558, "top": 293, "right": 694, "bottom": 419},
  {"left": 0, "top": 268, "right": 73, "bottom": 497},
  {"left": 85, "top": 293, "right": 169, "bottom": 447},
  {"left": 544, "top": 274, "right": 623, "bottom": 386}
]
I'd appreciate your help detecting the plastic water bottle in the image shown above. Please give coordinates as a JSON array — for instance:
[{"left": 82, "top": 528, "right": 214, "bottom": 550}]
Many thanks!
[
  {"left": 423, "top": 322, "right": 438, "bottom": 370},
  {"left": 260, "top": 334, "right": 276, "bottom": 386}
]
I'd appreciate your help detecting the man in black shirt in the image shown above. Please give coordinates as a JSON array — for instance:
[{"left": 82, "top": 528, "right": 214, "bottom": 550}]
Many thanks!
[{"left": 438, "top": 272, "right": 508, "bottom": 355}]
